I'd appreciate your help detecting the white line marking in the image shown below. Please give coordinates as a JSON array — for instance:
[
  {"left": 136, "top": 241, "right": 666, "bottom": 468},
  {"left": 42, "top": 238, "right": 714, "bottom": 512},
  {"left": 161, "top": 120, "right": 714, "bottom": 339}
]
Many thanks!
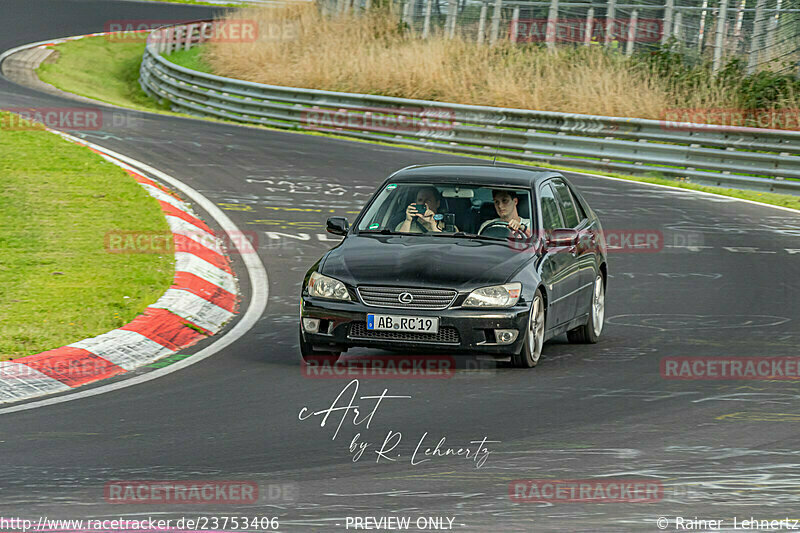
[
  {"left": 0, "top": 138, "right": 269, "bottom": 415},
  {"left": 149, "top": 289, "right": 234, "bottom": 333},
  {"left": 0, "top": 363, "right": 71, "bottom": 404},
  {"left": 175, "top": 252, "right": 238, "bottom": 293},
  {"left": 69, "top": 330, "right": 173, "bottom": 370},
  {"left": 141, "top": 183, "right": 194, "bottom": 212},
  {"left": 165, "top": 215, "right": 224, "bottom": 254}
]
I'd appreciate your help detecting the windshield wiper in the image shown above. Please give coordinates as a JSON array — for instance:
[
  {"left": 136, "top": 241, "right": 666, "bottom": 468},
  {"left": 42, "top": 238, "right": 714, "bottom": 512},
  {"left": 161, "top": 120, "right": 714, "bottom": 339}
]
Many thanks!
[
  {"left": 432, "top": 231, "right": 507, "bottom": 242},
  {"left": 358, "top": 229, "right": 405, "bottom": 235}
]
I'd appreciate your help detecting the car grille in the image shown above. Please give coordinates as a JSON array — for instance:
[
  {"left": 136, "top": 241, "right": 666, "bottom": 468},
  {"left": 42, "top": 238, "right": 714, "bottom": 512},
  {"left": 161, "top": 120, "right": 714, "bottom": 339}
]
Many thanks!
[
  {"left": 349, "top": 322, "right": 461, "bottom": 344},
  {"left": 357, "top": 286, "right": 457, "bottom": 310}
]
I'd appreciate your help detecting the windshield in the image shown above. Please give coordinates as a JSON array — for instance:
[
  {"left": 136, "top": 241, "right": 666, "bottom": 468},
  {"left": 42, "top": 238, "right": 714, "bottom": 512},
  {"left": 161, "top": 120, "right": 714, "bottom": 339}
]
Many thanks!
[{"left": 356, "top": 182, "right": 534, "bottom": 238}]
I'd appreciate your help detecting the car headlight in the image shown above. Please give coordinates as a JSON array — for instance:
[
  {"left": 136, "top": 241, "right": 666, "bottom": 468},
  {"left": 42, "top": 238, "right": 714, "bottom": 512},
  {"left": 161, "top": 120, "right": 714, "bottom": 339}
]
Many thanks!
[
  {"left": 463, "top": 282, "right": 521, "bottom": 308},
  {"left": 307, "top": 271, "right": 350, "bottom": 301}
]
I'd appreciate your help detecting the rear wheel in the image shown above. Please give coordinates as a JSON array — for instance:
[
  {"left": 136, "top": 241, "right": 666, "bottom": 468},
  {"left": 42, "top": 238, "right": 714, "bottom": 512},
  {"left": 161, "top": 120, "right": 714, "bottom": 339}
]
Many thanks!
[
  {"left": 512, "top": 289, "right": 545, "bottom": 368},
  {"left": 567, "top": 274, "right": 605, "bottom": 344},
  {"left": 299, "top": 325, "right": 341, "bottom": 364}
]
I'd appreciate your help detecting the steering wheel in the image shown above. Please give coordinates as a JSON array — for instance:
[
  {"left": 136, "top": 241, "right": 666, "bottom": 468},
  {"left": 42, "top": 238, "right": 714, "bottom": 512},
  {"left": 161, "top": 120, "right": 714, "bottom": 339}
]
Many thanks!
[{"left": 478, "top": 220, "right": 527, "bottom": 239}]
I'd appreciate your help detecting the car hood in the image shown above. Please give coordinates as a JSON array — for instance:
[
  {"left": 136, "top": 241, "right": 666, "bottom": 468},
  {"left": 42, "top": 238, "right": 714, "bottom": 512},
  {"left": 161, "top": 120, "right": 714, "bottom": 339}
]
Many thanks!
[{"left": 320, "top": 234, "right": 535, "bottom": 290}]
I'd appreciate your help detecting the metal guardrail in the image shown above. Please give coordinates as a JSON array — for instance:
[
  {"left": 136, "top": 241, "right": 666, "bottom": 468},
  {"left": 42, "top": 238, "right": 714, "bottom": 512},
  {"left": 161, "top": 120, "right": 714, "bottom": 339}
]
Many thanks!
[{"left": 139, "top": 21, "right": 800, "bottom": 194}]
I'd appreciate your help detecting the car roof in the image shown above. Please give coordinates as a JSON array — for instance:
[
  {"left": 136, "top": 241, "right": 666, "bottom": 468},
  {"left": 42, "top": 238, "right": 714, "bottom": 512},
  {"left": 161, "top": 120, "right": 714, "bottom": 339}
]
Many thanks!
[{"left": 387, "top": 164, "right": 561, "bottom": 188}]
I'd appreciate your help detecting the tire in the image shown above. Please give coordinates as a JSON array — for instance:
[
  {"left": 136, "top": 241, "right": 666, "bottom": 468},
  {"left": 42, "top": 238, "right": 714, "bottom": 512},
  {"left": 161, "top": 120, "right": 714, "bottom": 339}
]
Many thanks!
[
  {"left": 512, "top": 289, "right": 545, "bottom": 368},
  {"left": 567, "top": 274, "right": 605, "bottom": 344},
  {"left": 299, "top": 325, "right": 341, "bottom": 364}
]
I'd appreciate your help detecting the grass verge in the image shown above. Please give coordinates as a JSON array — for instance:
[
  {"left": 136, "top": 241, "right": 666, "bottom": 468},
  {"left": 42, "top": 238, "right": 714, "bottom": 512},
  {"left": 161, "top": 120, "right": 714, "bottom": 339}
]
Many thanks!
[
  {"left": 34, "top": 35, "right": 800, "bottom": 212},
  {"left": 0, "top": 112, "right": 174, "bottom": 360},
  {"left": 37, "top": 37, "right": 168, "bottom": 112},
  {"left": 163, "top": 47, "right": 213, "bottom": 74}
]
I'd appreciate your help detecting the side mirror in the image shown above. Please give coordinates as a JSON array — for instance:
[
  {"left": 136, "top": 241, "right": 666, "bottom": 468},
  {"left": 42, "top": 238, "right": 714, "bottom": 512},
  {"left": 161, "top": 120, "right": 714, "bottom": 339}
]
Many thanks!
[
  {"left": 326, "top": 216, "right": 349, "bottom": 236},
  {"left": 545, "top": 228, "right": 578, "bottom": 249}
]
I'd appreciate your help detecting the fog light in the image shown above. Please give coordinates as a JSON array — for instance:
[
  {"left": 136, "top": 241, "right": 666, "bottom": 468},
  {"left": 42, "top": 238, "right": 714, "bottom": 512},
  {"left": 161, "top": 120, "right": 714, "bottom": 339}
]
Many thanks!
[
  {"left": 495, "top": 329, "right": 518, "bottom": 345},
  {"left": 303, "top": 318, "right": 320, "bottom": 333}
]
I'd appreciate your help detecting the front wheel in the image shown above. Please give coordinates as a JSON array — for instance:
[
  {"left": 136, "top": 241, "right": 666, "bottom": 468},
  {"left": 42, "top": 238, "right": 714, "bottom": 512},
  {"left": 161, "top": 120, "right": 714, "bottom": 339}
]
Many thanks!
[
  {"left": 299, "top": 325, "right": 341, "bottom": 364},
  {"left": 512, "top": 289, "right": 545, "bottom": 368},
  {"left": 567, "top": 274, "right": 605, "bottom": 344}
]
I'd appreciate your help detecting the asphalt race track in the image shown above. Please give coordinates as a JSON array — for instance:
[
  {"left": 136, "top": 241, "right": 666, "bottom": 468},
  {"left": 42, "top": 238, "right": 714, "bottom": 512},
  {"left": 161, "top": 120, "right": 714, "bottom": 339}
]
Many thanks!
[{"left": 2, "top": 1, "right": 800, "bottom": 530}]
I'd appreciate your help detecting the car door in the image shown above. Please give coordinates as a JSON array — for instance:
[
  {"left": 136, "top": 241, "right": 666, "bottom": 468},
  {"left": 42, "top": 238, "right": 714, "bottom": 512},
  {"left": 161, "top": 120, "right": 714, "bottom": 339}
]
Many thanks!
[
  {"left": 537, "top": 182, "right": 579, "bottom": 329},
  {"left": 550, "top": 178, "right": 596, "bottom": 319}
]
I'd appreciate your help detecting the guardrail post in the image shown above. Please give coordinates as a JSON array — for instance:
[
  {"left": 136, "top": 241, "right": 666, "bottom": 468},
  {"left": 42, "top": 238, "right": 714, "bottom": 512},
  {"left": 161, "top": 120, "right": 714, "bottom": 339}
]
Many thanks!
[
  {"left": 697, "top": 0, "right": 709, "bottom": 51},
  {"left": 184, "top": 24, "right": 196, "bottom": 51},
  {"left": 584, "top": 7, "right": 594, "bottom": 45},
  {"left": 747, "top": 0, "right": 767, "bottom": 73},
  {"left": 446, "top": 0, "right": 458, "bottom": 38},
  {"left": 511, "top": 6, "right": 520, "bottom": 43},
  {"left": 402, "top": 0, "right": 413, "bottom": 28},
  {"left": 167, "top": 27, "right": 176, "bottom": 54},
  {"left": 154, "top": 31, "right": 163, "bottom": 54},
  {"left": 489, "top": 0, "right": 503, "bottom": 45},
  {"left": 625, "top": 9, "right": 637, "bottom": 56},
  {"left": 545, "top": 0, "right": 559, "bottom": 50},
  {"left": 661, "top": 0, "right": 673, "bottom": 44},
  {"left": 712, "top": 0, "right": 729, "bottom": 73},
  {"left": 765, "top": 2, "right": 780, "bottom": 53},
  {"left": 604, "top": 0, "right": 616, "bottom": 47},
  {"left": 732, "top": 0, "right": 745, "bottom": 51},
  {"left": 673, "top": 10, "right": 682, "bottom": 39},
  {"left": 477, "top": 1, "right": 488, "bottom": 43},
  {"left": 422, "top": 0, "right": 432, "bottom": 38}
]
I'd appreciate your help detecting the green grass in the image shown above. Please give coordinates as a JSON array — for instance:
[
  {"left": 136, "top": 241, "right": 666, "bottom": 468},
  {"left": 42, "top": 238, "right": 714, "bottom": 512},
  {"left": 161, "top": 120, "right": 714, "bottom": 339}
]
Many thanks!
[
  {"left": 35, "top": 35, "right": 800, "bottom": 213},
  {"left": 0, "top": 112, "right": 174, "bottom": 360},
  {"left": 37, "top": 38, "right": 168, "bottom": 113},
  {"left": 163, "top": 46, "right": 214, "bottom": 74}
]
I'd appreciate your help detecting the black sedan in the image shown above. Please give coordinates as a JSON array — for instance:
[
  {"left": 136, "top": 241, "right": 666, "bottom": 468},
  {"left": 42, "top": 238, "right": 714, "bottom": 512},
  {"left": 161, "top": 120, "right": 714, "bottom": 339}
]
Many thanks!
[{"left": 299, "top": 164, "right": 608, "bottom": 368}]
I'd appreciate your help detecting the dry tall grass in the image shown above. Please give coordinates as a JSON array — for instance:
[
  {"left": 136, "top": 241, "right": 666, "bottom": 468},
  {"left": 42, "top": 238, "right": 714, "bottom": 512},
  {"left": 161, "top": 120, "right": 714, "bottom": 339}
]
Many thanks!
[{"left": 204, "top": 5, "right": 778, "bottom": 120}]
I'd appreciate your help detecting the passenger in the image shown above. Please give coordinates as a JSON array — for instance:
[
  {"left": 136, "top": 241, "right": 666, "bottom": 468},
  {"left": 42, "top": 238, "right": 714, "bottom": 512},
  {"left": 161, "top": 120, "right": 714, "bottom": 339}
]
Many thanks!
[
  {"left": 478, "top": 189, "right": 531, "bottom": 235},
  {"left": 396, "top": 186, "right": 445, "bottom": 233}
]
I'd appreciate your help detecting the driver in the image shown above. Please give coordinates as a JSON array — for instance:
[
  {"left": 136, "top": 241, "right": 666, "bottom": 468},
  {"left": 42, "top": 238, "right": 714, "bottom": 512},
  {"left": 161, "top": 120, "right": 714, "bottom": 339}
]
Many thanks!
[
  {"left": 396, "top": 186, "right": 445, "bottom": 233},
  {"left": 478, "top": 189, "right": 531, "bottom": 235}
]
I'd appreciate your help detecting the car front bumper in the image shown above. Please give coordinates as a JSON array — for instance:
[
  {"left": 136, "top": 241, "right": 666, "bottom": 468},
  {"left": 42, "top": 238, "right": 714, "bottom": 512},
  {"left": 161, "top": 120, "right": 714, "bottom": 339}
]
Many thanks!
[{"left": 300, "top": 296, "right": 530, "bottom": 355}]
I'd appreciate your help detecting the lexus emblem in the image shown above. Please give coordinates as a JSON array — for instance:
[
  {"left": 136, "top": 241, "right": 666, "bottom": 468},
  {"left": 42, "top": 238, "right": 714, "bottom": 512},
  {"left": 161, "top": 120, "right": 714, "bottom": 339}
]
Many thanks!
[{"left": 398, "top": 292, "right": 414, "bottom": 304}]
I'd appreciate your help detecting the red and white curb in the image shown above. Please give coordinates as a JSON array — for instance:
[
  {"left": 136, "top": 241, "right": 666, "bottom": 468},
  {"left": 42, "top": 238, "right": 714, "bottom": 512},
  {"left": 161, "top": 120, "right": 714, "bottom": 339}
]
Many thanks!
[{"left": 0, "top": 132, "right": 239, "bottom": 404}]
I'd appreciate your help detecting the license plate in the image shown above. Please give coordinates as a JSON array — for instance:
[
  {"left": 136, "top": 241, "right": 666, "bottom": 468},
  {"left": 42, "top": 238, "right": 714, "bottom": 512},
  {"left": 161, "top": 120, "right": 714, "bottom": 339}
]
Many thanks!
[{"left": 367, "top": 314, "right": 439, "bottom": 334}]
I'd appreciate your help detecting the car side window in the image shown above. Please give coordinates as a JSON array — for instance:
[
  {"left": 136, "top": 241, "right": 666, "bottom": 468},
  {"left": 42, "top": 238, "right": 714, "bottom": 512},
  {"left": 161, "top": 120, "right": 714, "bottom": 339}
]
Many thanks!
[
  {"left": 551, "top": 180, "right": 580, "bottom": 228},
  {"left": 539, "top": 183, "right": 564, "bottom": 230},
  {"left": 571, "top": 190, "right": 588, "bottom": 221}
]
